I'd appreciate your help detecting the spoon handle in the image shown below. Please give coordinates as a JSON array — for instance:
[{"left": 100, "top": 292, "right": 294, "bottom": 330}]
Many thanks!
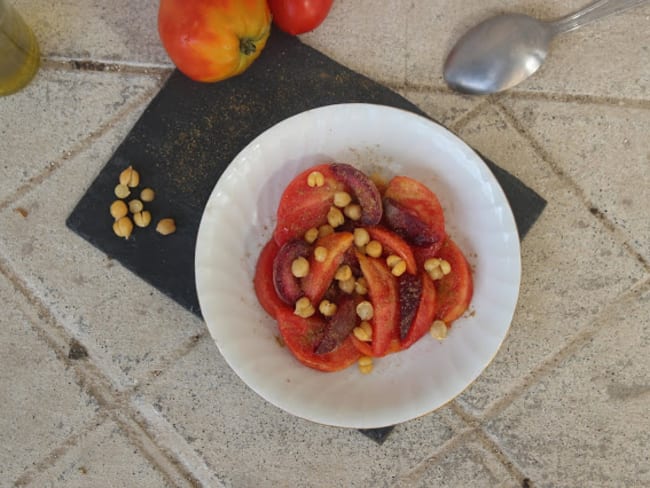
[{"left": 550, "top": 0, "right": 648, "bottom": 34}]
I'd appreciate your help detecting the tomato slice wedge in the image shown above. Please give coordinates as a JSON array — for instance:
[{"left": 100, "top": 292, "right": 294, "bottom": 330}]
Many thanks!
[
  {"left": 275, "top": 307, "right": 360, "bottom": 372},
  {"left": 352, "top": 272, "right": 437, "bottom": 354},
  {"left": 301, "top": 231, "right": 354, "bottom": 304},
  {"left": 366, "top": 226, "right": 417, "bottom": 275},
  {"left": 356, "top": 252, "right": 399, "bottom": 357},
  {"left": 273, "top": 164, "right": 344, "bottom": 247},
  {"left": 434, "top": 239, "right": 473, "bottom": 324},
  {"left": 254, "top": 239, "right": 291, "bottom": 319},
  {"left": 383, "top": 175, "right": 446, "bottom": 247},
  {"left": 350, "top": 335, "right": 402, "bottom": 357}
]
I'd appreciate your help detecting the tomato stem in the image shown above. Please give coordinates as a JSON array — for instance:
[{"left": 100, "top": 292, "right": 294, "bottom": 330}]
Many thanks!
[{"left": 239, "top": 38, "right": 257, "bottom": 56}]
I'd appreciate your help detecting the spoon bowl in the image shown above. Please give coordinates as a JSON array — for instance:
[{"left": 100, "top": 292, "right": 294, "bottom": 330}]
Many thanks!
[
  {"left": 443, "top": 0, "right": 648, "bottom": 95},
  {"left": 444, "top": 14, "right": 553, "bottom": 95}
]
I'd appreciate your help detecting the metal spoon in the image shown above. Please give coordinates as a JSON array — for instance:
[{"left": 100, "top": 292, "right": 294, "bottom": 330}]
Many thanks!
[{"left": 443, "top": 0, "right": 648, "bottom": 95}]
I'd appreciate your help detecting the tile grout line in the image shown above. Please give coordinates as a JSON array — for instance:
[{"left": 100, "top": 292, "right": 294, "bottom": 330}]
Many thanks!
[
  {"left": 385, "top": 80, "right": 650, "bottom": 111},
  {"left": 112, "top": 408, "right": 207, "bottom": 488},
  {"left": 420, "top": 272, "right": 646, "bottom": 488},
  {"left": 446, "top": 277, "right": 650, "bottom": 488},
  {"left": 448, "top": 402, "right": 535, "bottom": 487},
  {"left": 390, "top": 425, "right": 477, "bottom": 486},
  {"left": 133, "top": 332, "right": 209, "bottom": 389},
  {"left": 391, "top": 405, "right": 535, "bottom": 487},
  {"left": 13, "top": 411, "right": 110, "bottom": 487},
  {"left": 0, "top": 80, "right": 163, "bottom": 213},
  {"left": 382, "top": 79, "right": 505, "bottom": 134},
  {"left": 132, "top": 398, "right": 228, "bottom": 488},
  {"left": 495, "top": 100, "right": 650, "bottom": 273},
  {"left": 465, "top": 277, "right": 650, "bottom": 425},
  {"left": 505, "top": 89, "right": 650, "bottom": 111},
  {"left": 41, "top": 56, "right": 174, "bottom": 76},
  {"left": 448, "top": 98, "right": 497, "bottom": 133},
  {"left": 390, "top": 402, "right": 534, "bottom": 487},
  {"left": 0, "top": 256, "right": 204, "bottom": 487}
]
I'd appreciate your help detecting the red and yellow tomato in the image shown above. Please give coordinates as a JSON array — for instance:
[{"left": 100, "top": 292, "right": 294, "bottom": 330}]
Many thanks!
[{"left": 158, "top": 0, "right": 271, "bottom": 82}]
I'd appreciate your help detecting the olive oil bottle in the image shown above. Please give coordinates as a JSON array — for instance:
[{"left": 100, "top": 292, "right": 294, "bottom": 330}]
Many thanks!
[{"left": 0, "top": 0, "right": 39, "bottom": 96}]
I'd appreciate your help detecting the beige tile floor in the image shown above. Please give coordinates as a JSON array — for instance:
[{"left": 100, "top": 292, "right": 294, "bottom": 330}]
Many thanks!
[{"left": 1, "top": 1, "right": 648, "bottom": 487}]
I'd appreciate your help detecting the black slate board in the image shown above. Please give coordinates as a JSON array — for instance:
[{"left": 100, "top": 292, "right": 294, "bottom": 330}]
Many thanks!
[{"left": 66, "top": 28, "right": 546, "bottom": 445}]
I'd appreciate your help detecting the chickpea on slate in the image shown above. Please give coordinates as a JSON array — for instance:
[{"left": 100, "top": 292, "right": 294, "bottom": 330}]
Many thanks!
[{"left": 108, "top": 165, "right": 175, "bottom": 239}]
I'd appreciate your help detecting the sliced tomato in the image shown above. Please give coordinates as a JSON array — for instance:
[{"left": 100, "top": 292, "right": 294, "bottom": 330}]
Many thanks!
[
  {"left": 273, "top": 164, "right": 344, "bottom": 246},
  {"left": 356, "top": 252, "right": 399, "bottom": 357},
  {"left": 352, "top": 272, "right": 436, "bottom": 353},
  {"left": 366, "top": 226, "right": 417, "bottom": 275},
  {"left": 275, "top": 307, "right": 360, "bottom": 372},
  {"left": 383, "top": 175, "right": 446, "bottom": 247},
  {"left": 434, "top": 239, "right": 473, "bottom": 324},
  {"left": 302, "top": 231, "right": 354, "bottom": 304},
  {"left": 254, "top": 239, "right": 291, "bottom": 319},
  {"left": 350, "top": 335, "right": 402, "bottom": 357},
  {"left": 350, "top": 336, "right": 372, "bottom": 356},
  {"left": 401, "top": 272, "right": 437, "bottom": 349}
]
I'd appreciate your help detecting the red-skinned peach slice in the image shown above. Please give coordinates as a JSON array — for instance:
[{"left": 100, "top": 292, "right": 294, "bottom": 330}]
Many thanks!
[
  {"left": 383, "top": 175, "right": 446, "bottom": 247},
  {"left": 330, "top": 163, "right": 382, "bottom": 226},
  {"left": 315, "top": 296, "right": 358, "bottom": 354},
  {"left": 397, "top": 273, "right": 422, "bottom": 340},
  {"left": 401, "top": 272, "right": 437, "bottom": 348},
  {"left": 272, "top": 239, "right": 311, "bottom": 305},
  {"left": 276, "top": 307, "right": 361, "bottom": 372}
]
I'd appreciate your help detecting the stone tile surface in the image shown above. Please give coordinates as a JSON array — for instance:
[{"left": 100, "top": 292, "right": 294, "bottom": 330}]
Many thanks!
[
  {"left": 0, "top": 273, "right": 99, "bottom": 484},
  {"left": 396, "top": 436, "right": 520, "bottom": 488},
  {"left": 25, "top": 419, "right": 175, "bottom": 488},
  {"left": 395, "top": 88, "right": 484, "bottom": 127},
  {"left": 501, "top": 97, "right": 650, "bottom": 260},
  {"left": 137, "top": 336, "right": 467, "bottom": 488},
  {"left": 452, "top": 105, "right": 647, "bottom": 414},
  {"left": 486, "top": 284, "right": 650, "bottom": 487},
  {"left": 300, "top": 0, "right": 409, "bottom": 85},
  {"left": 0, "top": 68, "right": 159, "bottom": 205},
  {"left": 405, "top": 0, "right": 650, "bottom": 98},
  {"left": 16, "top": 0, "right": 171, "bottom": 66},
  {"left": 0, "top": 92, "right": 205, "bottom": 389}
]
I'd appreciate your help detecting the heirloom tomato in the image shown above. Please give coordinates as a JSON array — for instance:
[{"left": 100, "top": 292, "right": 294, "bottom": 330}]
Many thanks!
[{"left": 158, "top": 0, "right": 271, "bottom": 82}]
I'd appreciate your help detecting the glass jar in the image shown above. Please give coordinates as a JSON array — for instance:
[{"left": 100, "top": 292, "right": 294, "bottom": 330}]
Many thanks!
[{"left": 0, "top": 0, "right": 40, "bottom": 96}]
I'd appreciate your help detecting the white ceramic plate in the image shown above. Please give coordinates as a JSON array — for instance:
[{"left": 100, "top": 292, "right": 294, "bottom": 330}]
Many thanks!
[{"left": 195, "top": 103, "right": 520, "bottom": 429}]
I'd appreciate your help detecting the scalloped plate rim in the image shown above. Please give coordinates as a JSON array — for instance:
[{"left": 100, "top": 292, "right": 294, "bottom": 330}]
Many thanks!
[{"left": 195, "top": 103, "right": 521, "bottom": 429}]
